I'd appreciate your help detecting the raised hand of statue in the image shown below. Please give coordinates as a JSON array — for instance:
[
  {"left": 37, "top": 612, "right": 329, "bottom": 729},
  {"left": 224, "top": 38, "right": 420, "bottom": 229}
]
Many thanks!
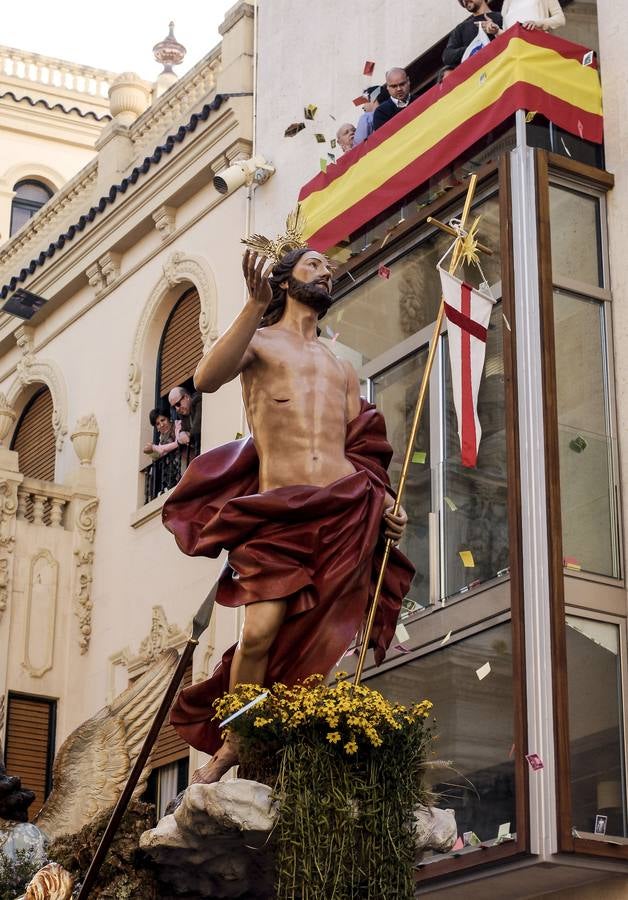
[
  {"left": 242, "top": 250, "right": 273, "bottom": 313},
  {"left": 382, "top": 495, "right": 408, "bottom": 546}
]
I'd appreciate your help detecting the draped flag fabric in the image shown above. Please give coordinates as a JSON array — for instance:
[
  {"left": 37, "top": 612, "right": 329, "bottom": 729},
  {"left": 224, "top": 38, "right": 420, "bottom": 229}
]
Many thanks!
[
  {"left": 439, "top": 267, "right": 496, "bottom": 468},
  {"left": 298, "top": 25, "right": 603, "bottom": 251}
]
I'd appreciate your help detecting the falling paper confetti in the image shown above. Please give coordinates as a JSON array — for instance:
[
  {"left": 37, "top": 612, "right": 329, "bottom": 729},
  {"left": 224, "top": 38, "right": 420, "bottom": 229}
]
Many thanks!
[
  {"left": 319, "top": 158, "right": 328, "bottom": 173},
  {"left": 352, "top": 94, "right": 368, "bottom": 106},
  {"left": 235, "top": 431, "right": 243, "bottom": 439},
  {"left": 463, "top": 832, "right": 481, "bottom": 847},
  {"left": 284, "top": 122, "right": 306, "bottom": 137},
  {"left": 378, "top": 264, "right": 391, "bottom": 280},
  {"left": 444, "top": 496, "right": 457, "bottom": 512},
  {"left": 395, "top": 622, "right": 410, "bottom": 643},
  {"left": 452, "top": 836, "right": 464, "bottom": 851},
  {"left": 304, "top": 103, "right": 317, "bottom": 120},
  {"left": 337, "top": 309, "right": 344, "bottom": 322},
  {"left": 314, "top": 133, "right": 327, "bottom": 143},
  {"left": 363, "top": 60, "right": 375, "bottom": 75},
  {"left": 441, "top": 630, "right": 452, "bottom": 646},
  {"left": 328, "top": 153, "right": 336, "bottom": 163},
  {"left": 476, "top": 661, "right": 491, "bottom": 681},
  {"left": 330, "top": 138, "right": 337, "bottom": 149},
  {"left": 525, "top": 753, "right": 544, "bottom": 771},
  {"left": 411, "top": 451, "right": 426, "bottom": 464},
  {"left": 459, "top": 550, "right": 475, "bottom": 568},
  {"left": 525, "top": 110, "right": 537, "bottom": 124},
  {"left": 496, "top": 822, "right": 511, "bottom": 842}
]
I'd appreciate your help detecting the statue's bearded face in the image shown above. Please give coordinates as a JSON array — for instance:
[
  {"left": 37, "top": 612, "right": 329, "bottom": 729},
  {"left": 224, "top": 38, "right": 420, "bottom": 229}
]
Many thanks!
[{"left": 284, "top": 251, "right": 333, "bottom": 316}]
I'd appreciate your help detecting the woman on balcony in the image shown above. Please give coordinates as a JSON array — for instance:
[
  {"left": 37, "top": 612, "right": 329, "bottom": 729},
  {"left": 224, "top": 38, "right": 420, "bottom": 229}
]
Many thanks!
[{"left": 502, "top": 0, "right": 566, "bottom": 31}]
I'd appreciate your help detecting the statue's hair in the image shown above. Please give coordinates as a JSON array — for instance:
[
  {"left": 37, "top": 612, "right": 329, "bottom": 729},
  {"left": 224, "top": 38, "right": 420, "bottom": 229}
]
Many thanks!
[{"left": 262, "top": 246, "right": 312, "bottom": 327}]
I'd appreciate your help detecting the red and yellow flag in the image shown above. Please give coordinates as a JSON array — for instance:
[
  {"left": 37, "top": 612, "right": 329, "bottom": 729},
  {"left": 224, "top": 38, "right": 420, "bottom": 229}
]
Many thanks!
[{"left": 298, "top": 25, "right": 602, "bottom": 251}]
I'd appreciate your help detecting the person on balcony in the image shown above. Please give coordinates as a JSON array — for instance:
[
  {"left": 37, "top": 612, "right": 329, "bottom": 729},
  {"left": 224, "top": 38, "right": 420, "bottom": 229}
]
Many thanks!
[
  {"left": 354, "top": 85, "right": 390, "bottom": 145},
  {"left": 373, "top": 68, "right": 411, "bottom": 131},
  {"left": 336, "top": 122, "right": 356, "bottom": 153},
  {"left": 501, "top": 0, "right": 565, "bottom": 31},
  {"left": 168, "top": 386, "right": 202, "bottom": 455},
  {"left": 143, "top": 408, "right": 178, "bottom": 458},
  {"left": 443, "top": 0, "right": 503, "bottom": 68}
]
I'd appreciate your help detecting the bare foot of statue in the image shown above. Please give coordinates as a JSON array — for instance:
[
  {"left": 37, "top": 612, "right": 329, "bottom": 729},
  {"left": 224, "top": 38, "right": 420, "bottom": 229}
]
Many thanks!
[{"left": 191, "top": 738, "right": 239, "bottom": 785}]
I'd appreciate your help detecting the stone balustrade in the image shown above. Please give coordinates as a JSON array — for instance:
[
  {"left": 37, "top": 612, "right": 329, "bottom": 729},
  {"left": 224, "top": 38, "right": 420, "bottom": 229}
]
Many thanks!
[
  {"left": 0, "top": 44, "right": 117, "bottom": 99},
  {"left": 17, "top": 477, "right": 72, "bottom": 529}
]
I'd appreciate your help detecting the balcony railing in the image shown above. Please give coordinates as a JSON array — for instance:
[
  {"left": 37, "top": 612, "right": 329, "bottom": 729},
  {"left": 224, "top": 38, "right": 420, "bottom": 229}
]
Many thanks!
[{"left": 142, "top": 436, "right": 201, "bottom": 505}]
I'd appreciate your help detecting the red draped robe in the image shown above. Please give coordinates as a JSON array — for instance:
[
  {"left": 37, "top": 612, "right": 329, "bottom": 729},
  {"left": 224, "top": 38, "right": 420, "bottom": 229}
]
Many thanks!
[{"left": 163, "top": 400, "right": 415, "bottom": 754}]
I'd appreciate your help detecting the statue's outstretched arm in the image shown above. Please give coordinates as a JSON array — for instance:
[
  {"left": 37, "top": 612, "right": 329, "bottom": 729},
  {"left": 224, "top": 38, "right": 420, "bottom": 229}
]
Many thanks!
[{"left": 195, "top": 251, "right": 273, "bottom": 393}]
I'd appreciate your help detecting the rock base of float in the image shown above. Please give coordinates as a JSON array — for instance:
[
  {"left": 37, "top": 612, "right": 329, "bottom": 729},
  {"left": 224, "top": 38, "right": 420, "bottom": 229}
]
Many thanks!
[
  {"left": 140, "top": 780, "right": 277, "bottom": 899},
  {"left": 141, "top": 781, "right": 458, "bottom": 899}
]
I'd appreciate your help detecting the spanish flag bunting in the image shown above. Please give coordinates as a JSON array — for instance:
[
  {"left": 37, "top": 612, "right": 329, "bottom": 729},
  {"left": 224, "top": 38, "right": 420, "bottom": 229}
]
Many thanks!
[{"left": 298, "top": 25, "right": 603, "bottom": 252}]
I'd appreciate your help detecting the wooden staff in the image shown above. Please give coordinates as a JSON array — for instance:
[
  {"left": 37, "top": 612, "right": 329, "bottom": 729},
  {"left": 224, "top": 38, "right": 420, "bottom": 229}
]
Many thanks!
[
  {"left": 354, "top": 174, "right": 492, "bottom": 684},
  {"left": 77, "top": 572, "right": 223, "bottom": 898}
]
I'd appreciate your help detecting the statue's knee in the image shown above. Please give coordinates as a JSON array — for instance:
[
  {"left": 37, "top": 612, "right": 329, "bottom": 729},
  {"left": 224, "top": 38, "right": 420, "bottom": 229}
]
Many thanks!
[{"left": 239, "top": 625, "right": 272, "bottom": 658}]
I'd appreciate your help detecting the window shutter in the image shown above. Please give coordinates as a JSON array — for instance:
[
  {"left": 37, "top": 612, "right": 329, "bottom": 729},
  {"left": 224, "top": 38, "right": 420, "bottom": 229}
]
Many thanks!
[
  {"left": 4, "top": 695, "right": 55, "bottom": 819},
  {"left": 148, "top": 663, "right": 193, "bottom": 769},
  {"left": 159, "top": 290, "right": 203, "bottom": 397},
  {"left": 11, "top": 387, "right": 56, "bottom": 481}
]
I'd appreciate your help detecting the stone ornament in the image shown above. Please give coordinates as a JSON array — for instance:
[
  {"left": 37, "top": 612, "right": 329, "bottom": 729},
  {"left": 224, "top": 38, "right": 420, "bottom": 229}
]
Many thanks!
[
  {"left": 33, "top": 648, "right": 179, "bottom": 841},
  {"left": 126, "top": 251, "right": 218, "bottom": 411},
  {"left": 0, "top": 475, "right": 21, "bottom": 620},
  {"left": 72, "top": 498, "right": 98, "bottom": 653},
  {"left": 108, "top": 72, "right": 151, "bottom": 125},
  {"left": 138, "top": 605, "right": 187, "bottom": 664},
  {"left": 70, "top": 415, "right": 99, "bottom": 467},
  {"left": 23, "top": 549, "right": 59, "bottom": 678},
  {"left": 7, "top": 326, "right": 68, "bottom": 451},
  {"left": 152, "top": 205, "right": 177, "bottom": 241},
  {"left": 0, "top": 393, "right": 16, "bottom": 446}
]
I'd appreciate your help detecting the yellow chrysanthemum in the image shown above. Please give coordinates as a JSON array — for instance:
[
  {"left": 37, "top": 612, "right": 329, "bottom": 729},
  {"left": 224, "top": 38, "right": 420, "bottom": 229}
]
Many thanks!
[{"left": 326, "top": 731, "right": 341, "bottom": 743}]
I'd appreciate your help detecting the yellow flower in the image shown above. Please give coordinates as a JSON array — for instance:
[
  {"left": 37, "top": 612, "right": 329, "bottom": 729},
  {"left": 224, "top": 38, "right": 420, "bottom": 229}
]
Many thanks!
[
  {"left": 344, "top": 739, "right": 358, "bottom": 755},
  {"left": 326, "top": 731, "right": 341, "bottom": 743},
  {"left": 253, "top": 717, "right": 271, "bottom": 728}
]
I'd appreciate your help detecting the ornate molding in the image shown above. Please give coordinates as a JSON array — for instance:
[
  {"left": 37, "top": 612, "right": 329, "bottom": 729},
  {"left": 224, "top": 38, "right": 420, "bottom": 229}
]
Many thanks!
[
  {"left": 85, "top": 261, "right": 105, "bottom": 296},
  {"left": 0, "top": 475, "right": 21, "bottom": 620},
  {"left": 71, "top": 498, "right": 98, "bottom": 654},
  {"left": 23, "top": 548, "right": 58, "bottom": 678},
  {"left": 152, "top": 205, "right": 177, "bottom": 241},
  {"left": 138, "top": 605, "right": 187, "bottom": 665},
  {"left": 7, "top": 326, "right": 69, "bottom": 451},
  {"left": 99, "top": 251, "right": 122, "bottom": 287},
  {"left": 70, "top": 414, "right": 99, "bottom": 466},
  {"left": 126, "top": 251, "right": 218, "bottom": 411}
]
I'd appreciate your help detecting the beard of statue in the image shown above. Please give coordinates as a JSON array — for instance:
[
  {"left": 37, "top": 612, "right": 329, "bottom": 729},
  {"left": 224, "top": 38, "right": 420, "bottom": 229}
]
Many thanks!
[{"left": 286, "top": 274, "right": 332, "bottom": 317}]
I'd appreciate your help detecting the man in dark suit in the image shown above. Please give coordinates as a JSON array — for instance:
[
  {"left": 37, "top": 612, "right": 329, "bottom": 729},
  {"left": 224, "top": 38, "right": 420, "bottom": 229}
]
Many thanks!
[
  {"left": 373, "top": 68, "right": 411, "bottom": 131},
  {"left": 443, "top": 0, "right": 503, "bottom": 68}
]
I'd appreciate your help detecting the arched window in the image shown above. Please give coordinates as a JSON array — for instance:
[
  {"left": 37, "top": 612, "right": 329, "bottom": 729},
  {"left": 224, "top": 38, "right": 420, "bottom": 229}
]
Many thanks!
[
  {"left": 11, "top": 386, "right": 56, "bottom": 481},
  {"left": 10, "top": 180, "right": 53, "bottom": 237},
  {"left": 157, "top": 287, "right": 203, "bottom": 405}
]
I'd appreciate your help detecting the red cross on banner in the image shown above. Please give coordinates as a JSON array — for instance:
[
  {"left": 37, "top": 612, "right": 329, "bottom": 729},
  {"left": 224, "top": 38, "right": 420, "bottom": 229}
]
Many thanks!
[{"left": 439, "top": 268, "right": 496, "bottom": 467}]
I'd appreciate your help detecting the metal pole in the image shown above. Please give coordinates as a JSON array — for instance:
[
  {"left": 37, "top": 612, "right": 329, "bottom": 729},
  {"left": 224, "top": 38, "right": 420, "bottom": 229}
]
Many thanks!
[{"left": 354, "top": 175, "right": 480, "bottom": 684}]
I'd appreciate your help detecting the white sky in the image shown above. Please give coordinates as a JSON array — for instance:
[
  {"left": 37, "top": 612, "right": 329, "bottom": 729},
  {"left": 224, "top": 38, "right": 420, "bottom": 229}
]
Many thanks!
[{"left": 2, "top": 0, "right": 236, "bottom": 81}]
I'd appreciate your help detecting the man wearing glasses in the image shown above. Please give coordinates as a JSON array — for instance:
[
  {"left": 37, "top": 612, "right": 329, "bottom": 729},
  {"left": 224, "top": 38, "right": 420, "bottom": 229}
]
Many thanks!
[
  {"left": 443, "top": 0, "right": 503, "bottom": 69},
  {"left": 168, "top": 385, "right": 202, "bottom": 455}
]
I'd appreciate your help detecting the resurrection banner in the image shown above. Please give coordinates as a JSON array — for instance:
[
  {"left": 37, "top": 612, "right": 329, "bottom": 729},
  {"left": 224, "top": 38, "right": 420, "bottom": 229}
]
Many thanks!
[{"left": 298, "top": 25, "right": 603, "bottom": 251}]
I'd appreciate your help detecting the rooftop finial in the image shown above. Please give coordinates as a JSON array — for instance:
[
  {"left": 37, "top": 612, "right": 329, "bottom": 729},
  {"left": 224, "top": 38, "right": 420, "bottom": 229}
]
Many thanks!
[{"left": 152, "top": 21, "right": 186, "bottom": 75}]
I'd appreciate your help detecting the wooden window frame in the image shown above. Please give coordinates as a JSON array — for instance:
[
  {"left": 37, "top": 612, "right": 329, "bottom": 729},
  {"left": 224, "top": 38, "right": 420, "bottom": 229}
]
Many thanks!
[
  {"left": 535, "top": 150, "right": 628, "bottom": 860},
  {"left": 5, "top": 692, "right": 57, "bottom": 814}
]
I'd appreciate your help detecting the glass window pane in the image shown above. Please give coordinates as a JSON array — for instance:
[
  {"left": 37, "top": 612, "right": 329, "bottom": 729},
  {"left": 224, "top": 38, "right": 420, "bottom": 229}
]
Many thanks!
[
  {"left": 550, "top": 186, "right": 603, "bottom": 288},
  {"left": 442, "top": 304, "right": 509, "bottom": 598},
  {"left": 566, "top": 616, "right": 627, "bottom": 838},
  {"left": 13, "top": 180, "right": 52, "bottom": 204},
  {"left": 9, "top": 203, "right": 32, "bottom": 236},
  {"left": 367, "top": 623, "right": 516, "bottom": 850},
  {"left": 554, "top": 291, "right": 618, "bottom": 577},
  {"left": 326, "top": 197, "right": 501, "bottom": 365},
  {"left": 372, "top": 349, "right": 430, "bottom": 611}
]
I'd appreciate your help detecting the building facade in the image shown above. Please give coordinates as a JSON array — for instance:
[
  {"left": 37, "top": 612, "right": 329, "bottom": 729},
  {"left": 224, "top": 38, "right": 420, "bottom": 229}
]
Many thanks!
[{"left": 1, "top": 1, "right": 627, "bottom": 897}]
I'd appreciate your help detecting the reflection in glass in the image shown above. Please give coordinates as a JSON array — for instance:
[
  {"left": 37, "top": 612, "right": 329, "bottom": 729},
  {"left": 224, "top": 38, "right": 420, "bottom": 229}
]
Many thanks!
[
  {"left": 326, "top": 197, "right": 501, "bottom": 366},
  {"left": 442, "top": 304, "right": 509, "bottom": 597},
  {"left": 553, "top": 291, "right": 618, "bottom": 577},
  {"left": 566, "top": 616, "right": 627, "bottom": 838},
  {"left": 367, "top": 623, "right": 516, "bottom": 849},
  {"left": 549, "top": 186, "right": 603, "bottom": 288},
  {"left": 372, "top": 349, "right": 430, "bottom": 610}
]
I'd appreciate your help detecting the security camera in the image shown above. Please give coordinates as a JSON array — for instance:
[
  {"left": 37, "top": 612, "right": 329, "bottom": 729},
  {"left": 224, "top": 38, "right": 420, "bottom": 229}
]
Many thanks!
[{"left": 213, "top": 155, "right": 276, "bottom": 195}]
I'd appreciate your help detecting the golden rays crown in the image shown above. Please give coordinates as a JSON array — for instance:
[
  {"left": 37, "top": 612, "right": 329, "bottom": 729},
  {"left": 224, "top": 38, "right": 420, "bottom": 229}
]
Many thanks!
[{"left": 241, "top": 205, "right": 308, "bottom": 262}]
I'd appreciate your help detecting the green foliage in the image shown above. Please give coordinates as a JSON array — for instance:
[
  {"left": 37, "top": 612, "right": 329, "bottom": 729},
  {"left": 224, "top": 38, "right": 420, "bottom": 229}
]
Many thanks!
[
  {"left": 220, "top": 677, "right": 434, "bottom": 900},
  {"left": 0, "top": 846, "right": 42, "bottom": 900},
  {"left": 47, "top": 800, "right": 158, "bottom": 899}
]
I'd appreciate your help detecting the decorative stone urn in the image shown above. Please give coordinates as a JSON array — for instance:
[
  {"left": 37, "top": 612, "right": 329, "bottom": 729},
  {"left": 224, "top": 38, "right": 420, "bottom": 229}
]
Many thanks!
[
  {"left": 70, "top": 415, "right": 99, "bottom": 467},
  {"left": 108, "top": 72, "right": 152, "bottom": 125},
  {"left": 0, "top": 393, "right": 16, "bottom": 446}
]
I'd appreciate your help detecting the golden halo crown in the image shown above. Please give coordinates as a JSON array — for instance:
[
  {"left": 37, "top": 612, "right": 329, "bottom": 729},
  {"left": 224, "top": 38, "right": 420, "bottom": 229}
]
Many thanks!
[{"left": 241, "top": 205, "right": 308, "bottom": 263}]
